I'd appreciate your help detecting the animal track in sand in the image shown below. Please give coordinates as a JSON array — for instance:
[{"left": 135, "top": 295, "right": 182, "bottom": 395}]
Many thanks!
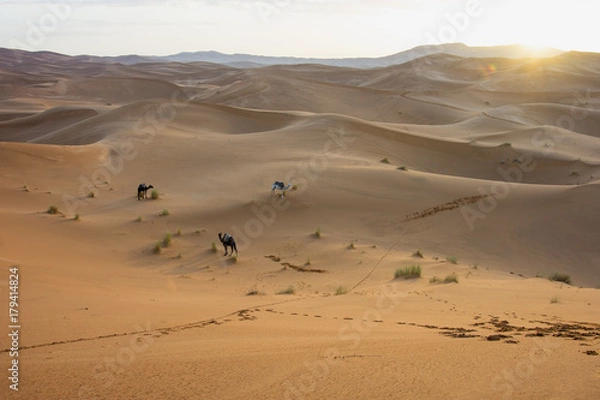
[
  {"left": 265, "top": 255, "right": 328, "bottom": 273},
  {"left": 2, "top": 298, "right": 304, "bottom": 353},
  {"left": 403, "top": 194, "right": 489, "bottom": 221},
  {"left": 8, "top": 303, "right": 598, "bottom": 355}
]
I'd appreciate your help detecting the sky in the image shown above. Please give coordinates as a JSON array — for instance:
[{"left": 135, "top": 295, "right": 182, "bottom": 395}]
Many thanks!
[{"left": 1, "top": 0, "right": 599, "bottom": 58}]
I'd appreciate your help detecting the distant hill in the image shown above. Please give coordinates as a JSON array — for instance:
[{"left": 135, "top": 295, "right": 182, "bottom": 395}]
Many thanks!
[
  {"left": 0, "top": 43, "right": 564, "bottom": 70},
  {"left": 153, "top": 43, "right": 563, "bottom": 68}
]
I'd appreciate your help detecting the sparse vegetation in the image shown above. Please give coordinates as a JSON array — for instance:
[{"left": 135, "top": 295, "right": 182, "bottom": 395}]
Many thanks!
[
  {"left": 163, "top": 232, "right": 172, "bottom": 247},
  {"left": 88, "top": 191, "right": 95, "bottom": 198},
  {"left": 412, "top": 249, "right": 424, "bottom": 258},
  {"left": 246, "top": 287, "right": 264, "bottom": 296},
  {"left": 394, "top": 265, "right": 421, "bottom": 279},
  {"left": 446, "top": 256, "right": 458, "bottom": 264},
  {"left": 47, "top": 205, "right": 59, "bottom": 215},
  {"left": 151, "top": 189, "right": 159, "bottom": 200},
  {"left": 305, "top": 258, "right": 311, "bottom": 266},
  {"left": 211, "top": 242, "right": 218, "bottom": 253},
  {"left": 277, "top": 285, "right": 295, "bottom": 295},
  {"left": 153, "top": 241, "right": 162, "bottom": 254},
  {"left": 549, "top": 273, "right": 572, "bottom": 285},
  {"left": 291, "top": 184, "right": 298, "bottom": 191},
  {"left": 136, "top": 215, "right": 142, "bottom": 222},
  {"left": 160, "top": 208, "right": 170, "bottom": 216},
  {"left": 314, "top": 228, "right": 321, "bottom": 238},
  {"left": 335, "top": 286, "right": 347, "bottom": 296},
  {"left": 347, "top": 241, "right": 356, "bottom": 250},
  {"left": 23, "top": 185, "right": 29, "bottom": 192},
  {"left": 176, "top": 228, "right": 182, "bottom": 236},
  {"left": 550, "top": 296, "right": 561, "bottom": 304},
  {"left": 74, "top": 213, "right": 80, "bottom": 221},
  {"left": 397, "top": 165, "right": 407, "bottom": 171},
  {"left": 380, "top": 157, "right": 390, "bottom": 164},
  {"left": 502, "top": 142, "right": 512, "bottom": 147},
  {"left": 430, "top": 274, "right": 459, "bottom": 284}
]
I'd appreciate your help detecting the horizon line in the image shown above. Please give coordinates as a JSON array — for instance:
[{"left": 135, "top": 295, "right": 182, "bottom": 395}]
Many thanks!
[{"left": 1, "top": 42, "right": 580, "bottom": 60}]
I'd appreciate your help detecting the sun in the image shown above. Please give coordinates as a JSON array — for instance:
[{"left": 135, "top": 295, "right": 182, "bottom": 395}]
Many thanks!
[
  {"left": 520, "top": 42, "right": 556, "bottom": 56},
  {"left": 522, "top": 42, "right": 550, "bottom": 52}
]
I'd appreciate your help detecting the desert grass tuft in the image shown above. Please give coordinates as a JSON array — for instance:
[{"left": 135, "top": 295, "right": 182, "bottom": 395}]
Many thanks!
[
  {"left": 151, "top": 189, "right": 159, "bottom": 200},
  {"left": 277, "top": 285, "right": 295, "bottom": 295},
  {"left": 153, "top": 241, "right": 162, "bottom": 254},
  {"left": 160, "top": 208, "right": 170, "bottom": 216},
  {"left": 163, "top": 232, "right": 172, "bottom": 247},
  {"left": 412, "top": 249, "right": 424, "bottom": 258},
  {"left": 397, "top": 165, "right": 407, "bottom": 171},
  {"left": 446, "top": 256, "right": 458, "bottom": 264},
  {"left": 380, "top": 157, "right": 390, "bottom": 164},
  {"left": 394, "top": 265, "right": 421, "bottom": 279},
  {"left": 314, "top": 228, "right": 321, "bottom": 238},
  {"left": 74, "top": 213, "right": 80, "bottom": 221},
  {"left": 347, "top": 241, "right": 356, "bottom": 250},
  {"left": 47, "top": 205, "right": 59, "bottom": 215},
  {"left": 430, "top": 274, "right": 459, "bottom": 284},
  {"left": 549, "top": 273, "right": 571, "bottom": 285},
  {"left": 335, "top": 286, "right": 347, "bottom": 296},
  {"left": 246, "top": 287, "right": 264, "bottom": 296},
  {"left": 88, "top": 191, "right": 95, "bottom": 198},
  {"left": 211, "top": 241, "right": 218, "bottom": 253},
  {"left": 550, "top": 296, "right": 561, "bottom": 304},
  {"left": 136, "top": 215, "right": 142, "bottom": 222}
]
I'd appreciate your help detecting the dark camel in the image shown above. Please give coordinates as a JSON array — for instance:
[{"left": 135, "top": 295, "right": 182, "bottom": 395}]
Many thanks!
[
  {"left": 137, "top": 183, "right": 154, "bottom": 200},
  {"left": 218, "top": 232, "right": 238, "bottom": 256}
]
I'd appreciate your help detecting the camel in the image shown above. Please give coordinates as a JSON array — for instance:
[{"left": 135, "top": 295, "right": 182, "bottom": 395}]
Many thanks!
[
  {"left": 271, "top": 181, "right": 292, "bottom": 197},
  {"left": 218, "top": 232, "right": 238, "bottom": 256},
  {"left": 137, "top": 183, "right": 154, "bottom": 200}
]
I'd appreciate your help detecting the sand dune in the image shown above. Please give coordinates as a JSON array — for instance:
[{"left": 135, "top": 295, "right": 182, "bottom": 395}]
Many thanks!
[
  {"left": 0, "top": 107, "right": 98, "bottom": 142},
  {"left": 1, "top": 47, "right": 599, "bottom": 400}
]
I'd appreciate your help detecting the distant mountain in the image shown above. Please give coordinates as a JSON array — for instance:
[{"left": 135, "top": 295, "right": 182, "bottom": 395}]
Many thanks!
[
  {"left": 152, "top": 44, "right": 563, "bottom": 68},
  {"left": 0, "top": 43, "right": 565, "bottom": 70}
]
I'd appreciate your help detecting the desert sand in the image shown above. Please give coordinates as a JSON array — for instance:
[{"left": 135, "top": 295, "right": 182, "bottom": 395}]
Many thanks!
[{"left": 1, "top": 48, "right": 599, "bottom": 399}]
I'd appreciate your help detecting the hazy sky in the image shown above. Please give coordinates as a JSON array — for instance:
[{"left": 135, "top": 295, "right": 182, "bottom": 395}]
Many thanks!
[{"left": 1, "top": 0, "right": 598, "bottom": 57}]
